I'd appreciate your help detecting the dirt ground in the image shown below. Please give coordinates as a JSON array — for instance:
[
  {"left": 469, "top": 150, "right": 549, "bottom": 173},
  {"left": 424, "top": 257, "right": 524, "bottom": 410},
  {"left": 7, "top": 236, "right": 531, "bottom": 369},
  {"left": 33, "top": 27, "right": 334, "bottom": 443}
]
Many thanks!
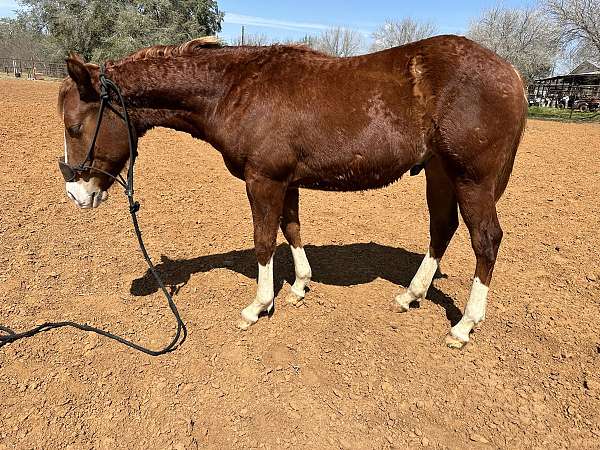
[{"left": 1, "top": 78, "right": 599, "bottom": 450}]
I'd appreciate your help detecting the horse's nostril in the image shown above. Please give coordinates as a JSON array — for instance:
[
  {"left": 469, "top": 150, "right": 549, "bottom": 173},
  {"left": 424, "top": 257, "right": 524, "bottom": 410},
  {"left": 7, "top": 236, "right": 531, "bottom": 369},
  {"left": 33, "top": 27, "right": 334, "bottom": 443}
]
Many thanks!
[{"left": 67, "top": 192, "right": 76, "bottom": 201}]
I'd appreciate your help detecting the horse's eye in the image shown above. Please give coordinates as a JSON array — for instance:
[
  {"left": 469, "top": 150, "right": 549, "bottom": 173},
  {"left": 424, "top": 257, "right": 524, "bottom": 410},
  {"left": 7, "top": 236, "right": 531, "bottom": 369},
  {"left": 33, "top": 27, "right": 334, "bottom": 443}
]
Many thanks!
[{"left": 67, "top": 124, "right": 82, "bottom": 137}]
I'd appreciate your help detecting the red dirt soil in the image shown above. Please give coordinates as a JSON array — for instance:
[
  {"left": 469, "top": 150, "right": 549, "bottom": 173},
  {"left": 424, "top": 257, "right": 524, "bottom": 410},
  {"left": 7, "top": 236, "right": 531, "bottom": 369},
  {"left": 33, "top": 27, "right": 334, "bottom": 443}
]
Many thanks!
[{"left": 1, "top": 78, "right": 599, "bottom": 449}]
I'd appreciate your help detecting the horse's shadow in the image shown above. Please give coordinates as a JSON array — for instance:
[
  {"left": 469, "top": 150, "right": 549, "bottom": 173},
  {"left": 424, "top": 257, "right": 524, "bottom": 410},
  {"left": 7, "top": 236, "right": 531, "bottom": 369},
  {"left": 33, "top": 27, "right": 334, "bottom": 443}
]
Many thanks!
[{"left": 130, "top": 242, "right": 462, "bottom": 325}]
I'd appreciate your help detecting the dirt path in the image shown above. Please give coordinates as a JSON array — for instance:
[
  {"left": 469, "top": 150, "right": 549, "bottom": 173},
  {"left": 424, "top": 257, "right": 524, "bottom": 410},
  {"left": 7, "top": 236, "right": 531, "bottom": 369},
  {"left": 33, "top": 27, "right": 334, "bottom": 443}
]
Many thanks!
[{"left": 1, "top": 78, "right": 599, "bottom": 449}]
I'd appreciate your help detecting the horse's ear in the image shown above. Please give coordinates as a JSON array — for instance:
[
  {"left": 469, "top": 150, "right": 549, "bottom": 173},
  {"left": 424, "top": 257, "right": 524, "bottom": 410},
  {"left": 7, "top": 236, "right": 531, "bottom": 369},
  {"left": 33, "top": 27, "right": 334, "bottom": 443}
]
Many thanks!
[{"left": 65, "top": 54, "right": 99, "bottom": 103}]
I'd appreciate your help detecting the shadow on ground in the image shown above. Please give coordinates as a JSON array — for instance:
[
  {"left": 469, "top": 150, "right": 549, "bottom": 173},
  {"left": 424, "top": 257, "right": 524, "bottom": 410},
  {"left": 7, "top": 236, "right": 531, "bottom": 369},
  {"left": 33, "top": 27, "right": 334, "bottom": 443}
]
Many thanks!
[{"left": 131, "top": 242, "right": 462, "bottom": 325}]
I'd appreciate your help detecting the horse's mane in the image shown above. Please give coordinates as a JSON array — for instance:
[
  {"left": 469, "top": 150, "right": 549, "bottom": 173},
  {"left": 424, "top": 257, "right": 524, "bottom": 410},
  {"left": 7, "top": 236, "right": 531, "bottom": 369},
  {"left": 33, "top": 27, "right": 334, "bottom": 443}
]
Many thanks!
[
  {"left": 58, "top": 37, "right": 221, "bottom": 114},
  {"left": 116, "top": 36, "right": 222, "bottom": 64},
  {"left": 114, "top": 36, "right": 329, "bottom": 64}
]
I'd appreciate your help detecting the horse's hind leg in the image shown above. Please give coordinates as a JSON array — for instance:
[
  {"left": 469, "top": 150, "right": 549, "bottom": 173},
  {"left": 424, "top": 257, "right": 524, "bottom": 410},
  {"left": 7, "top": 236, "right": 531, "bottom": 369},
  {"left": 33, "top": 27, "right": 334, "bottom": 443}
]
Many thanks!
[
  {"left": 237, "top": 174, "right": 288, "bottom": 330},
  {"left": 446, "top": 181, "right": 503, "bottom": 349},
  {"left": 392, "top": 156, "right": 458, "bottom": 312},
  {"left": 280, "top": 188, "right": 312, "bottom": 306}
]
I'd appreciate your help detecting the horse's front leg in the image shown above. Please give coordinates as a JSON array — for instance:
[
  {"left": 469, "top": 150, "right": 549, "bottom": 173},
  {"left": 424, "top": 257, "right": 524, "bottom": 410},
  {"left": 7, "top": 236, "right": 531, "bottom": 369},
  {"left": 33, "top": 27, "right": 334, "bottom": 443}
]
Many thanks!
[{"left": 237, "top": 173, "right": 288, "bottom": 330}]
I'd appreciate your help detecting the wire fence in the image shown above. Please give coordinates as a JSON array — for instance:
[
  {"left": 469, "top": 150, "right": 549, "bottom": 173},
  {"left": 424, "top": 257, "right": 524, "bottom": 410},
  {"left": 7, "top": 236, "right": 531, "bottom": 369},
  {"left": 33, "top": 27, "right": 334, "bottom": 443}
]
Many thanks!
[{"left": 1, "top": 57, "right": 67, "bottom": 80}]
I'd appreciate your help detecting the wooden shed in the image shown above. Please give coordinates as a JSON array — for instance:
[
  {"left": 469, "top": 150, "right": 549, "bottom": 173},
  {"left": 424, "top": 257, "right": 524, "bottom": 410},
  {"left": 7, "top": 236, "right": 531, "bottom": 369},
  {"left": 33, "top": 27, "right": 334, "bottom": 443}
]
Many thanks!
[{"left": 528, "top": 61, "right": 600, "bottom": 105}]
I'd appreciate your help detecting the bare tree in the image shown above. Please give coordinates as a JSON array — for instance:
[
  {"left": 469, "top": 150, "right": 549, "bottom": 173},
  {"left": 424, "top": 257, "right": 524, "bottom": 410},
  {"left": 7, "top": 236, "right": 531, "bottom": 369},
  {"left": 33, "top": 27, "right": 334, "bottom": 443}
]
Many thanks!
[
  {"left": 290, "top": 35, "right": 319, "bottom": 48},
  {"left": 544, "top": 0, "right": 600, "bottom": 62},
  {"left": 468, "top": 5, "right": 561, "bottom": 81},
  {"left": 313, "top": 27, "right": 364, "bottom": 57},
  {"left": 230, "top": 33, "right": 271, "bottom": 46},
  {"left": 556, "top": 40, "right": 599, "bottom": 72},
  {"left": 371, "top": 18, "right": 437, "bottom": 52}
]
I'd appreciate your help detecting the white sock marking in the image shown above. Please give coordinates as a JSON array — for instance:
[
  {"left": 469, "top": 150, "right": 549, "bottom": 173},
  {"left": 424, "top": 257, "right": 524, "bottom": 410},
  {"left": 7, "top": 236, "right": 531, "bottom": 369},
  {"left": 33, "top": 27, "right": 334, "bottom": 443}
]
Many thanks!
[
  {"left": 450, "top": 277, "right": 489, "bottom": 342},
  {"left": 290, "top": 246, "right": 311, "bottom": 298},
  {"left": 241, "top": 255, "right": 274, "bottom": 325},
  {"left": 395, "top": 250, "right": 439, "bottom": 308},
  {"left": 256, "top": 256, "right": 274, "bottom": 306}
]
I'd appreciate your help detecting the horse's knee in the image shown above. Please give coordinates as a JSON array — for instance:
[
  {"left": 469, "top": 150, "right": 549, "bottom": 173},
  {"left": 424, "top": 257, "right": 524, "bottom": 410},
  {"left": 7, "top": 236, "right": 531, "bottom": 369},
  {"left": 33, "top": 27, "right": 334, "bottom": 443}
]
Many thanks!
[
  {"left": 430, "top": 212, "right": 459, "bottom": 258},
  {"left": 469, "top": 219, "right": 502, "bottom": 284},
  {"left": 255, "top": 241, "right": 276, "bottom": 267},
  {"left": 491, "top": 223, "right": 503, "bottom": 251},
  {"left": 471, "top": 220, "right": 502, "bottom": 258},
  {"left": 281, "top": 221, "right": 301, "bottom": 248}
]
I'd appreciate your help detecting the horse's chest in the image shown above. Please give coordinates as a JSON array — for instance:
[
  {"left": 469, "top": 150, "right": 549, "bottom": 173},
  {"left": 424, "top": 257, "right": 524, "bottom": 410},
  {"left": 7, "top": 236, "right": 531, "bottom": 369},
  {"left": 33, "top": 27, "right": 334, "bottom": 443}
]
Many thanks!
[{"left": 221, "top": 154, "right": 245, "bottom": 180}]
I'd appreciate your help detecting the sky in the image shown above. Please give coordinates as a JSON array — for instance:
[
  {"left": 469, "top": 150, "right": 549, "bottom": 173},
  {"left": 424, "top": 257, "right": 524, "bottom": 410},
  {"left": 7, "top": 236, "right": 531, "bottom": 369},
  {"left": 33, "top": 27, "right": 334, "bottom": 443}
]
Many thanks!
[{"left": 0, "top": 0, "right": 531, "bottom": 43}]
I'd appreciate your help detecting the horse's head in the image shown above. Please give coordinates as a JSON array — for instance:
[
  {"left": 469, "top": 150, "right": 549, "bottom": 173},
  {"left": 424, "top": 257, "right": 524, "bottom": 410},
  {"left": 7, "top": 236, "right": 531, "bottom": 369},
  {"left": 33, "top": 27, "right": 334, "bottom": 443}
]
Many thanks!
[{"left": 59, "top": 55, "right": 130, "bottom": 209}]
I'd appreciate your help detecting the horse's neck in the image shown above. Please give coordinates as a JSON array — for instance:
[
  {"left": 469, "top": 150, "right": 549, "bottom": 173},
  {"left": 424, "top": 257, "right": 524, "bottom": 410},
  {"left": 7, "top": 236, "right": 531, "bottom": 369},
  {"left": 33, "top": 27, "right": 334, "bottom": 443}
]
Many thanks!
[
  {"left": 107, "top": 50, "right": 249, "bottom": 138},
  {"left": 128, "top": 107, "right": 203, "bottom": 138}
]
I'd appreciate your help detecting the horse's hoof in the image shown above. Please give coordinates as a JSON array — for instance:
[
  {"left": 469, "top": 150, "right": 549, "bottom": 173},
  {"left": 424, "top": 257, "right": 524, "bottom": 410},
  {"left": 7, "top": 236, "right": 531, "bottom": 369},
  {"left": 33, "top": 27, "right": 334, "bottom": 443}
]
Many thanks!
[
  {"left": 285, "top": 292, "right": 303, "bottom": 307},
  {"left": 390, "top": 301, "right": 409, "bottom": 313},
  {"left": 237, "top": 318, "right": 253, "bottom": 331},
  {"left": 237, "top": 309, "right": 257, "bottom": 331},
  {"left": 445, "top": 333, "right": 468, "bottom": 349},
  {"left": 391, "top": 291, "right": 415, "bottom": 313}
]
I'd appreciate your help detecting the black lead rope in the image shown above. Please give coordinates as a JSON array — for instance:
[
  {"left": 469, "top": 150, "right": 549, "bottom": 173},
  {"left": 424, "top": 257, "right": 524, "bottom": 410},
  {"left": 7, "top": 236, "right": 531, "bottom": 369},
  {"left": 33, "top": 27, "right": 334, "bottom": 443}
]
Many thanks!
[{"left": 0, "top": 67, "right": 187, "bottom": 356}]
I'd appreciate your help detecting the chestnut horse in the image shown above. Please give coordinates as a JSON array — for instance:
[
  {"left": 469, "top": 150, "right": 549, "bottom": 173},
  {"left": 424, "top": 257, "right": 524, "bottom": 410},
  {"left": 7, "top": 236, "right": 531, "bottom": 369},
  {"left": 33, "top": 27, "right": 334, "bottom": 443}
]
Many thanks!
[{"left": 58, "top": 35, "right": 527, "bottom": 348}]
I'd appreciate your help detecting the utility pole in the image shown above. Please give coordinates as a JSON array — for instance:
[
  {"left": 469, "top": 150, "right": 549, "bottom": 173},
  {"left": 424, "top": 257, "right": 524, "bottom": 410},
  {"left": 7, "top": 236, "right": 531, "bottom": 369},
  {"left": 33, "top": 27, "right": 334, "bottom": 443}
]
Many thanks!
[{"left": 241, "top": 25, "right": 245, "bottom": 46}]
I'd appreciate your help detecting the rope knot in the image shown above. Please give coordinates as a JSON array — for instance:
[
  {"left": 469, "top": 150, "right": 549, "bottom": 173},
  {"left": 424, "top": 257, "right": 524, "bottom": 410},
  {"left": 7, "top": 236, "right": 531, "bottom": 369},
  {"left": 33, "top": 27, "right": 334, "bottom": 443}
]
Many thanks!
[{"left": 130, "top": 201, "right": 140, "bottom": 214}]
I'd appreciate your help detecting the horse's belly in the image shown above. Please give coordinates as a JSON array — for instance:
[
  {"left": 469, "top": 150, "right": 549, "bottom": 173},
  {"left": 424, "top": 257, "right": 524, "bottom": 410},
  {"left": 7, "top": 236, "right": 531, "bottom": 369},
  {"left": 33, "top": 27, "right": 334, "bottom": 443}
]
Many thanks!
[
  {"left": 293, "top": 128, "right": 423, "bottom": 191},
  {"left": 294, "top": 159, "right": 410, "bottom": 191}
]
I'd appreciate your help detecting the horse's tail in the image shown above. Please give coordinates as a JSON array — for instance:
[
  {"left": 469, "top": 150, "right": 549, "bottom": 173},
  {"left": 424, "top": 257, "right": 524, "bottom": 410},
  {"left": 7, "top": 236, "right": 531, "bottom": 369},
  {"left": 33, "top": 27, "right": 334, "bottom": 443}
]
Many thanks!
[{"left": 495, "top": 95, "right": 528, "bottom": 201}]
